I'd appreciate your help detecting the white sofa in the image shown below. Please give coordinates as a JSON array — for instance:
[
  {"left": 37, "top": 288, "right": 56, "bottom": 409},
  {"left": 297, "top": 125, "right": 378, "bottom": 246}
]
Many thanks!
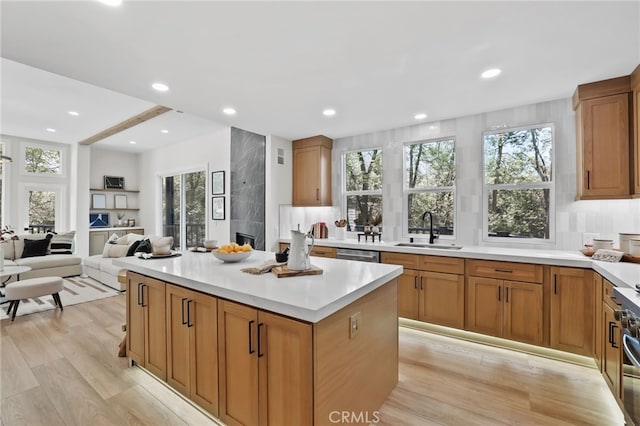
[
  {"left": 84, "top": 233, "right": 172, "bottom": 291},
  {"left": 2, "top": 232, "right": 82, "bottom": 281}
]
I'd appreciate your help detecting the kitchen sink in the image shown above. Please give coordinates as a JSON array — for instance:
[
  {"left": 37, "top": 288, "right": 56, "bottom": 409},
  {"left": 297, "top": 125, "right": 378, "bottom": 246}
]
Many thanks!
[{"left": 395, "top": 243, "right": 463, "bottom": 250}]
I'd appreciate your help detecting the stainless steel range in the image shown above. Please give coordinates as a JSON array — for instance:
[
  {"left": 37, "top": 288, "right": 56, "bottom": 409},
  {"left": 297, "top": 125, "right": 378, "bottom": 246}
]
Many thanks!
[{"left": 614, "top": 288, "right": 640, "bottom": 425}]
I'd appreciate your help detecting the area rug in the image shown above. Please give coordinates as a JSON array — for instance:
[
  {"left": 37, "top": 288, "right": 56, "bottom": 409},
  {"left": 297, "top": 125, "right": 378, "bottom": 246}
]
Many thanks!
[{"left": 1, "top": 276, "right": 119, "bottom": 320}]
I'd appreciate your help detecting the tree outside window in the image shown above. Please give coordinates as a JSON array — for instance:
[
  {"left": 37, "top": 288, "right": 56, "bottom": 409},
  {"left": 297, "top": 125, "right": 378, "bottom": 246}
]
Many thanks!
[
  {"left": 344, "top": 149, "right": 382, "bottom": 231},
  {"left": 25, "top": 146, "right": 61, "bottom": 174},
  {"left": 404, "top": 138, "right": 456, "bottom": 237},
  {"left": 483, "top": 124, "right": 553, "bottom": 240}
]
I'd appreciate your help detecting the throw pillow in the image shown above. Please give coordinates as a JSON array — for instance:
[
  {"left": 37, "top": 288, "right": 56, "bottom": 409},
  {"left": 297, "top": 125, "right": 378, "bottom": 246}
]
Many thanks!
[
  {"left": 135, "top": 239, "right": 152, "bottom": 254},
  {"left": 50, "top": 230, "right": 75, "bottom": 255},
  {"left": 126, "top": 240, "right": 142, "bottom": 256},
  {"left": 102, "top": 243, "right": 130, "bottom": 258},
  {"left": 22, "top": 236, "right": 52, "bottom": 258},
  {"left": 107, "top": 233, "right": 120, "bottom": 244}
]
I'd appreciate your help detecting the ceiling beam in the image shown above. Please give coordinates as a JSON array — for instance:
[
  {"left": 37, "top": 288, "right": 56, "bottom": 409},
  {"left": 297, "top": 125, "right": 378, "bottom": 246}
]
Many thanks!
[{"left": 78, "top": 105, "right": 171, "bottom": 145}]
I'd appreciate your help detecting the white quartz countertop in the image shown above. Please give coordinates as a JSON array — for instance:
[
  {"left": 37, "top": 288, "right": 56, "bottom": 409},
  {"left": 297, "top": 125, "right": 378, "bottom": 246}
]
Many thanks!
[
  {"left": 113, "top": 251, "right": 402, "bottom": 323},
  {"left": 281, "top": 237, "right": 640, "bottom": 291}
]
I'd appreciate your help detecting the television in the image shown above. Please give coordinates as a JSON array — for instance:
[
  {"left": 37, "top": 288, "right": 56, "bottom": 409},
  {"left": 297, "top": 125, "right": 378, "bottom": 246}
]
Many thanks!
[{"left": 89, "top": 213, "right": 110, "bottom": 228}]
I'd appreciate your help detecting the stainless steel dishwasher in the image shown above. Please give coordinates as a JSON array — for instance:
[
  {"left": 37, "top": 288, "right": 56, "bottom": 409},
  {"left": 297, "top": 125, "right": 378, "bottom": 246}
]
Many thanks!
[{"left": 335, "top": 248, "right": 380, "bottom": 263}]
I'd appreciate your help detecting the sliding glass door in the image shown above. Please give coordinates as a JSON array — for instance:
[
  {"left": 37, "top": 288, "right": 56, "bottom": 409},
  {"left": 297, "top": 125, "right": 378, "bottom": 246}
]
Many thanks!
[{"left": 162, "top": 170, "right": 206, "bottom": 250}]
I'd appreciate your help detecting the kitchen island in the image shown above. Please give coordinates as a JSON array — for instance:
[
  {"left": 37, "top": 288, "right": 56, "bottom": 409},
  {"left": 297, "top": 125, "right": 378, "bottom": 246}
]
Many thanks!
[{"left": 114, "top": 251, "right": 403, "bottom": 426}]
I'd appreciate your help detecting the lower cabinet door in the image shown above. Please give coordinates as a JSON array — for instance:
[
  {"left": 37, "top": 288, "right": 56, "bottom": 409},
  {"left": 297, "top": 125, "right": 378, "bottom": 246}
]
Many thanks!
[
  {"left": 258, "top": 310, "right": 313, "bottom": 426},
  {"left": 166, "top": 285, "right": 192, "bottom": 397},
  {"left": 466, "top": 276, "right": 502, "bottom": 337},
  {"left": 420, "top": 271, "right": 464, "bottom": 329},
  {"left": 218, "top": 300, "right": 259, "bottom": 426},
  {"left": 398, "top": 269, "right": 420, "bottom": 320},
  {"left": 143, "top": 277, "right": 167, "bottom": 380},
  {"left": 126, "top": 272, "right": 145, "bottom": 365},
  {"left": 503, "top": 281, "right": 543, "bottom": 346},
  {"left": 189, "top": 290, "right": 218, "bottom": 416},
  {"left": 602, "top": 301, "right": 622, "bottom": 398}
]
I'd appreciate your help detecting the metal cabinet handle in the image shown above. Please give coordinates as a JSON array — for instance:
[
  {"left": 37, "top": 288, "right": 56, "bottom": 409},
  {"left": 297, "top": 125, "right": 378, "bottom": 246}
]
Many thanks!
[
  {"left": 316, "top": 188, "right": 319, "bottom": 200},
  {"left": 187, "top": 300, "right": 193, "bottom": 328},
  {"left": 248, "top": 320, "right": 255, "bottom": 354},
  {"left": 609, "top": 321, "right": 614, "bottom": 346},
  {"left": 420, "top": 277, "right": 424, "bottom": 290},
  {"left": 587, "top": 170, "right": 590, "bottom": 189},
  {"left": 414, "top": 275, "right": 418, "bottom": 290},
  {"left": 612, "top": 323, "right": 619, "bottom": 349},
  {"left": 505, "top": 287, "right": 509, "bottom": 303},
  {"left": 553, "top": 275, "right": 557, "bottom": 295},
  {"left": 497, "top": 286, "right": 501, "bottom": 302},
  {"left": 140, "top": 284, "right": 147, "bottom": 307},
  {"left": 181, "top": 298, "right": 188, "bottom": 325},
  {"left": 258, "top": 323, "right": 265, "bottom": 358},
  {"left": 137, "top": 283, "right": 143, "bottom": 306}
]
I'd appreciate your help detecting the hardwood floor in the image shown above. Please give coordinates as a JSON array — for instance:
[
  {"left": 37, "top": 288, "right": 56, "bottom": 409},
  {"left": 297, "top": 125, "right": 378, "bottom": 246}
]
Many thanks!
[{"left": 1, "top": 294, "right": 625, "bottom": 425}]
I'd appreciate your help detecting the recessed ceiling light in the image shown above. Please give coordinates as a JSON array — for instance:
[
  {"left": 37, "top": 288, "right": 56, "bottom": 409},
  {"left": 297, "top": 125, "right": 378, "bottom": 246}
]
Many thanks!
[
  {"left": 161, "top": 129, "right": 169, "bottom": 134},
  {"left": 223, "top": 107, "right": 236, "bottom": 115},
  {"left": 98, "top": 0, "right": 122, "bottom": 6},
  {"left": 46, "top": 128, "right": 56, "bottom": 132},
  {"left": 323, "top": 109, "right": 336, "bottom": 117},
  {"left": 152, "top": 82, "right": 169, "bottom": 92},
  {"left": 481, "top": 68, "right": 502, "bottom": 79},
  {"left": 414, "top": 113, "right": 427, "bottom": 120},
  {"left": 129, "top": 140, "right": 137, "bottom": 145},
  {"left": 68, "top": 111, "right": 79, "bottom": 116}
]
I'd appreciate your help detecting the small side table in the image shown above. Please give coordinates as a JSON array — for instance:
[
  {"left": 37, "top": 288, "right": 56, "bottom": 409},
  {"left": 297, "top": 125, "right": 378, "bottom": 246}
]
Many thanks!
[
  {"left": 357, "top": 233, "right": 381, "bottom": 243},
  {"left": 0, "top": 265, "right": 32, "bottom": 304}
]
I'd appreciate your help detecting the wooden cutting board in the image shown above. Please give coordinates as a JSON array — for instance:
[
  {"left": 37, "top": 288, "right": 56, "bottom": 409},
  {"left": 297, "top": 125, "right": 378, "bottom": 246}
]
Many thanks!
[{"left": 271, "top": 265, "right": 323, "bottom": 278}]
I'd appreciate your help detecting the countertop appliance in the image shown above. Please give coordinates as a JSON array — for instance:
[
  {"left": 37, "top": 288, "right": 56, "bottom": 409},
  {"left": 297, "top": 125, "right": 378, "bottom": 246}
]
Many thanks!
[
  {"left": 614, "top": 288, "right": 640, "bottom": 425},
  {"left": 335, "top": 248, "right": 380, "bottom": 263}
]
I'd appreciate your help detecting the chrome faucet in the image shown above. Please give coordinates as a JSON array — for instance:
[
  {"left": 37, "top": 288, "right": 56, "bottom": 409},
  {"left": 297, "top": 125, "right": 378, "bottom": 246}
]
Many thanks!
[{"left": 421, "top": 211, "right": 437, "bottom": 244}]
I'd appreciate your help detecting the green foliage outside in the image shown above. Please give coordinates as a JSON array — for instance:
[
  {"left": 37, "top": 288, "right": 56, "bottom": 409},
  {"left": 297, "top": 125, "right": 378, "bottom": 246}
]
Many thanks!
[
  {"left": 25, "top": 146, "right": 61, "bottom": 174},
  {"left": 484, "top": 126, "right": 552, "bottom": 238},
  {"left": 405, "top": 139, "right": 455, "bottom": 234},
  {"left": 162, "top": 171, "right": 206, "bottom": 249},
  {"left": 345, "top": 150, "right": 382, "bottom": 228},
  {"left": 29, "top": 190, "right": 56, "bottom": 228}
]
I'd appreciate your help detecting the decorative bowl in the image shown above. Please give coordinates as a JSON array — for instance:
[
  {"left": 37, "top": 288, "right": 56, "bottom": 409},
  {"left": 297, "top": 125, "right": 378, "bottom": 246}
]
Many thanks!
[{"left": 212, "top": 250, "right": 253, "bottom": 263}]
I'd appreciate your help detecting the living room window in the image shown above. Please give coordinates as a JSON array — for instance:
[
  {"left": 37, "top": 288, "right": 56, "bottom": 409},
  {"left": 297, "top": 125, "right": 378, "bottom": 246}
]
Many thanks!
[
  {"left": 343, "top": 149, "right": 382, "bottom": 232},
  {"left": 17, "top": 183, "right": 65, "bottom": 233},
  {"left": 161, "top": 170, "right": 206, "bottom": 250},
  {"left": 404, "top": 137, "right": 456, "bottom": 238},
  {"left": 483, "top": 124, "right": 554, "bottom": 241},
  {"left": 23, "top": 143, "right": 65, "bottom": 176}
]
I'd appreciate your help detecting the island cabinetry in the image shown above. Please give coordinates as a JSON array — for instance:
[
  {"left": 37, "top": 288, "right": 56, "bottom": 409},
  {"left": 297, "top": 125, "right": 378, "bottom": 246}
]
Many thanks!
[
  {"left": 594, "top": 273, "right": 603, "bottom": 370},
  {"left": 292, "top": 135, "right": 332, "bottom": 206},
  {"left": 550, "top": 267, "right": 594, "bottom": 356},
  {"left": 602, "top": 279, "right": 622, "bottom": 399},
  {"left": 632, "top": 64, "right": 640, "bottom": 195},
  {"left": 573, "top": 76, "right": 632, "bottom": 199},
  {"left": 465, "top": 260, "right": 543, "bottom": 346},
  {"left": 126, "top": 272, "right": 166, "bottom": 380},
  {"left": 166, "top": 284, "right": 218, "bottom": 416},
  {"left": 218, "top": 300, "right": 312, "bottom": 426},
  {"left": 381, "top": 252, "right": 464, "bottom": 329}
]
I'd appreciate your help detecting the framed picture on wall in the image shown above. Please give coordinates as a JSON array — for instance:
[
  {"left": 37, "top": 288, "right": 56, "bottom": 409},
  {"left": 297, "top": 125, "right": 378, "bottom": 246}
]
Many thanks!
[
  {"left": 212, "top": 196, "right": 225, "bottom": 220},
  {"left": 114, "top": 194, "right": 127, "bottom": 209},
  {"left": 92, "top": 193, "right": 106, "bottom": 209},
  {"left": 212, "top": 171, "right": 225, "bottom": 195}
]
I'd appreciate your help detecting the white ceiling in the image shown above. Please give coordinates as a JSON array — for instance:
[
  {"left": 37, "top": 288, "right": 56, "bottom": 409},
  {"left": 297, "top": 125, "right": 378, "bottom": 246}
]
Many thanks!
[{"left": 1, "top": 1, "right": 639, "bottom": 152}]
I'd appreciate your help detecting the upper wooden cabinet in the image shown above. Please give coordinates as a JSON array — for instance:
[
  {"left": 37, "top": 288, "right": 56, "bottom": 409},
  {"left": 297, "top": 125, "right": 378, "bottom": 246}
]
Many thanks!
[
  {"left": 573, "top": 75, "right": 632, "bottom": 199},
  {"left": 631, "top": 65, "right": 640, "bottom": 196},
  {"left": 292, "top": 135, "right": 332, "bottom": 206}
]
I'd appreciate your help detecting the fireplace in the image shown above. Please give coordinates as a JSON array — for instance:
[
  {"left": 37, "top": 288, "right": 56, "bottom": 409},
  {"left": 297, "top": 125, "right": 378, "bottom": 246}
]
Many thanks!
[{"left": 236, "top": 232, "right": 255, "bottom": 248}]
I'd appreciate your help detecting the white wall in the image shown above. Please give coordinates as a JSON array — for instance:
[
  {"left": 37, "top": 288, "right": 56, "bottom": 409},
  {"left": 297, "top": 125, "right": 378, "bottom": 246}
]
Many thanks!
[
  {"left": 318, "top": 97, "right": 640, "bottom": 251},
  {"left": 71, "top": 144, "right": 91, "bottom": 257},
  {"left": 265, "top": 135, "right": 292, "bottom": 251},
  {"left": 138, "top": 128, "right": 231, "bottom": 243}
]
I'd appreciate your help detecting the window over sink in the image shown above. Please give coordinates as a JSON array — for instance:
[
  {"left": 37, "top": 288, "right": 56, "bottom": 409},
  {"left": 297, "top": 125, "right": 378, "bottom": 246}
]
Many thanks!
[
  {"left": 483, "top": 124, "right": 555, "bottom": 242},
  {"left": 343, "top": 149, "right": 382, "bottom": 232}
]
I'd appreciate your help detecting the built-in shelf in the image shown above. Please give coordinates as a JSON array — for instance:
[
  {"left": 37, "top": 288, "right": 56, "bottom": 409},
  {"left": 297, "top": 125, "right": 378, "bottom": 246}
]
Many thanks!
[{"left": 90, "top": 188, "right": 140, "bottom": 193}]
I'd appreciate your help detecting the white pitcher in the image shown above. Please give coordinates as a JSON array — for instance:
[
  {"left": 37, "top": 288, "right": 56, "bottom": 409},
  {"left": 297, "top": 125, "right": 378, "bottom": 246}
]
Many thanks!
[{"left": 288, "top": 226, "right": 314, "bottom": 270}]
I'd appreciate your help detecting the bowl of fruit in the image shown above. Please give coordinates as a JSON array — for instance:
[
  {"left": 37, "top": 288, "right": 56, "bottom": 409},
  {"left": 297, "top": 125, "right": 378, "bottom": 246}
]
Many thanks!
[{"left": 212, "top": 242, "right": 253, "bottom": 263}]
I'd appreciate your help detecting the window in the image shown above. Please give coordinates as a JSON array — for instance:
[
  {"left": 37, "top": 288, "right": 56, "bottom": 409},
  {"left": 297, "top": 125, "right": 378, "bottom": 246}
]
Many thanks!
[
  {"left": 344, "top": 149, "right": 382, "bottom": 231},
  {"left": 24, "top": 144, "right": 63, "bottom": 176},
  {"left": 483, "top": 124, "right": 554, "bottom": 241},
  {"left": 162, "top": 170, "right": 206, "bottom": 250},
  {"left": 404, "top": 138, "right": 456, "bottom": 237},
  {"left": 0, "top": 142, "right": 4, "bottom": 226},
  {"left": 18, "top": 183, "right": 65, "bottom": 233}
]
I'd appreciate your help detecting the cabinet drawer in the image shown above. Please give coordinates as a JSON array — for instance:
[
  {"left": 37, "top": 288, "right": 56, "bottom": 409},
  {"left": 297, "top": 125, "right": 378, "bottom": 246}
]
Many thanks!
[
  {"left": 310, "top": 246, "right": 336, "bottom": 258},
  {"left": 419, "top": 255, "right": 464, "bottom": 274},
  {"left": 603, "top": 279, "right": 615, "bottom": 300},
  {"left": 381, "top": 252, "right": 420, "bottom": 269},
  {"left": 466, "top": 259, "right": 543, "bottom": 283}
]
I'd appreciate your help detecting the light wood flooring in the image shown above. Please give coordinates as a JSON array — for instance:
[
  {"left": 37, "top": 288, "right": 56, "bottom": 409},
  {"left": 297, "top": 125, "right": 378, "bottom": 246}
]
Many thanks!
[{"left": 1, "top": 294, "right": 625, "bottom": 426}]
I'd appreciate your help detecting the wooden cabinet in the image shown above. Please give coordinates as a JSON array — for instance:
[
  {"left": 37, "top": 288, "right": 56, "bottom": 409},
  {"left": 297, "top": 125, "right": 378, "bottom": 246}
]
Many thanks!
[
  {"left": 594, "top": 273, "right": 603, "bottom": 370},
  {"left": 466, "top": 276, "right": 543, "bottom": 346},
  {"left": 631, "top": 64, "right": 640, "bottom": 196},
  {"left": 382, "top": 252, "right": 464, "bottom": 329},
  {"left": 166, "top": 284, "right": 218, "bottom": 416},
  {"left": 218, "top": 299, "right": 312, "bottom": 426},
  {"left": 126, "top": 272, "right": 167, "bottom": 380},
  {"left": 550, "top": 267, "right": 594, "bottom": 356},
  {"left": 89, "top": 227, "right": 144, "bottom": 255},
  {"left": 602, "top": 279, "right": 622, "bottom": 399},
  {"left": 466, "top": 260, "right": 543, "bottom": 346},
  {"left": 310, "top": 245, "right": 336, "bottom": 258},
  {"left": 573, "top": 76, "right": 632, "bottom": 199},
  {"left": 292, "top": 136, "right": 332, "bottom": 206}
]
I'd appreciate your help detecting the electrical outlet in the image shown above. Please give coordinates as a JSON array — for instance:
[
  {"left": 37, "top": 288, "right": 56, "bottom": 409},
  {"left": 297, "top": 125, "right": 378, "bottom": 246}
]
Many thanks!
[
  {"left": 583, "top": 232, "right": 600, "bottom": 246},
  {"left": 350, "top": 312, "right": 361, "bottom": 339}
]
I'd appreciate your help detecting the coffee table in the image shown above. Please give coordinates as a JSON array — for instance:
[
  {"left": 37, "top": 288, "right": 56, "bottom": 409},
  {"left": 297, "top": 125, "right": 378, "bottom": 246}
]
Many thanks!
[{"left": 0, "top": 266, "right": 32, "bottom": 303}]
